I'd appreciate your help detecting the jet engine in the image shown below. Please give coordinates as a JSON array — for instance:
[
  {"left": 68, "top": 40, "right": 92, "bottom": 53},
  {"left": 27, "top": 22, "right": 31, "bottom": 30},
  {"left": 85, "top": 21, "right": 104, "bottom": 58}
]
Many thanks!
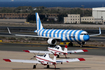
[{"left": 47, "top": 38, "right": 57, "bottom": 45}]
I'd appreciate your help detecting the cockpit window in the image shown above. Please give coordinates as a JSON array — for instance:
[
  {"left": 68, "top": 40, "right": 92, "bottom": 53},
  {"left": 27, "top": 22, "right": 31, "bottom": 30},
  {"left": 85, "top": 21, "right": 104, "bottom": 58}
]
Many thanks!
[
  {"left": 43, "top": 55, "right": 46, "bottom": 57},
  {"left": 55, "top": 46, "right": 57, "bottom": 49},
  {"left": 55, "top": 46, "right": 59, "bottom": 49},
  {"left": 81, "top": 33, "right": 88, "bottom": 35},
  {"left": 57, "top": 47, "right": 59, "bottom": 49}
]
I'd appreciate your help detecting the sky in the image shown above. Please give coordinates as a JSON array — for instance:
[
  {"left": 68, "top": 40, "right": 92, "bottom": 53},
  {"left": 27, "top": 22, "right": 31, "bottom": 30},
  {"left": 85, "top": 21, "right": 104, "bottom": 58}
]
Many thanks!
[{"left": 0, "top": 0, "right": 105, "bottom": 2}]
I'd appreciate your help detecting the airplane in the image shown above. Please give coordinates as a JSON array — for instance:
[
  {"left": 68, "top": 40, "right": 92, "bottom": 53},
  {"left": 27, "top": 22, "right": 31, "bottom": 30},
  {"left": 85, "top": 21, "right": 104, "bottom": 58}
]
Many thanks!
[
  {"left": 7, "top": 13, "right": 101, "bottom": 47},
  {"left": 23, "top": 45, "right": 88, "bottom": 58},
  {"left": 3, "top": 53, "right": 85, "bottom": 69}
]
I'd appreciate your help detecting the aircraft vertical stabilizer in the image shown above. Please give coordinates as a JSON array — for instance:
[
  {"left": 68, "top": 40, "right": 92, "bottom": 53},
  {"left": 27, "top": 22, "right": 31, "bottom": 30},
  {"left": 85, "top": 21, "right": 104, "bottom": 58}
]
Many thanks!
[
  {"left": 64, "top": 45, "right": 68, "bottom": 53},
  {"left": 35, "top": 13, "right": 44, "bottom": 30}
]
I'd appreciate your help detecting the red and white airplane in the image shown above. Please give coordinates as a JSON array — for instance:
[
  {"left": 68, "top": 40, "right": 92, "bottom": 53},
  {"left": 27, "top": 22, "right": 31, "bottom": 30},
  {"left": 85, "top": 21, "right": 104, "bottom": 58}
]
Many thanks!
[
  {"left": 3, "top": 53, "right": 85, "bottom": 69},
  {"left": 23, "top": 45, "right": 88, "bottom": 58}
]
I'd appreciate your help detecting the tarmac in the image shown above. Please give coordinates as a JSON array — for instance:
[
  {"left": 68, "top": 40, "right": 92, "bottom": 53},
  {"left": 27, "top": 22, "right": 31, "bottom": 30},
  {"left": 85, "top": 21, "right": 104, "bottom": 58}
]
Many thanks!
[
  {"left": 0, "top": 50, "right": 105, "bottom": 70},
  {"left": 0, "top": 18, "right": 105, "bottom": 70}
]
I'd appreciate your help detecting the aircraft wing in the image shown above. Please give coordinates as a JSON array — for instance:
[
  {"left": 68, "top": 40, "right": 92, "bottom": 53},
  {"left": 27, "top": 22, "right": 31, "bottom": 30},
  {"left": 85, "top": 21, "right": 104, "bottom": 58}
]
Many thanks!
[
  {"left": 15, "top": 34, "right": 61, "bottom": 39},
  {"left": 23, "top": 50, "right": 52, "bottom": 54},
  {"left": 15, "top": 34, "right": 74, "bottom": 39},
  {"left": 89, "top": 27, "right": 101, "bottom": 37},
  {"left": 3, "top": 59, "right": 40, "bottom": 64},
  {"left": 67, "top": 49, "right": 88, "bottom": 54},
  {"left": 56, "top": 58, "right": 85, "bottom": 63},
  {"left": 6, "top": 27, "right": 72, "bottom": 40}
]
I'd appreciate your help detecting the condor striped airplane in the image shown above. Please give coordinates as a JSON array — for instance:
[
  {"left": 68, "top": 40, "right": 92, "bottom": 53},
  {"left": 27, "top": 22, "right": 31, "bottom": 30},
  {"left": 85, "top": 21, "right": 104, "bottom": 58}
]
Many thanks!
[{"left": 9, "top": 13, "right": 101, "bottom": 47}]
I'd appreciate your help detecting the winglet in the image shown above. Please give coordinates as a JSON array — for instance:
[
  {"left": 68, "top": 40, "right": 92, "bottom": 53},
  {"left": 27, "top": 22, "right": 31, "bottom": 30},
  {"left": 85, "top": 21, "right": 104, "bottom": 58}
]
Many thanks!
[
  {"left": 89, "top": 27, "right": 101, "bottom": 37},
  {"left": 99, "top": 27, "right": 101, "bottom": 35},
  {"left": 23, "top": 50, "right": 30, "bottom": 53},
  {"left": 3, "top": 59, "right": 11, "bottom": 62},
  {"left": 7, "top": 27, "right": 11, "bottom": 34}
]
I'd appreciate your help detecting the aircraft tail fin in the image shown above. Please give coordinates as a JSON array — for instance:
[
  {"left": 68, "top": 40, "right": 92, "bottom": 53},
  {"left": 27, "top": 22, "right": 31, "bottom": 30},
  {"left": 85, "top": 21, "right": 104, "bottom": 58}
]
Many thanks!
[
  {"left": 35, "top": 13, "right": 44, "bottom": 31},
  {"left": 64, "top": 45, "right": 68, "bottom": 53}
]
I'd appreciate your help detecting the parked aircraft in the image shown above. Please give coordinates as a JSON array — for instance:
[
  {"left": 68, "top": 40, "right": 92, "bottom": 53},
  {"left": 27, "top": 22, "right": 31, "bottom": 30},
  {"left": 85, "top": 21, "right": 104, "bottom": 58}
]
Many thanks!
[
  {"left": 7, "top": 13, "right": 101, "bottom": 47},
  {"left": 3, "top": 54, "right": 85, "bottom": 69},
  {"left": 23, "top": 45, "right": 88, "bottom": 58}
]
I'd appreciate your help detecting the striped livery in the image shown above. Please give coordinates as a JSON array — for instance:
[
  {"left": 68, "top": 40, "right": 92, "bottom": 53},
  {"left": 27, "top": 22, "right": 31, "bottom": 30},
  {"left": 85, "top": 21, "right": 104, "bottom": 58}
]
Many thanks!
[
  {"left": 36, "top": 29, "right": 89, "bottom": 42},
  {"left": 35, "top": 13, "right": 90, "bottom": 42}
]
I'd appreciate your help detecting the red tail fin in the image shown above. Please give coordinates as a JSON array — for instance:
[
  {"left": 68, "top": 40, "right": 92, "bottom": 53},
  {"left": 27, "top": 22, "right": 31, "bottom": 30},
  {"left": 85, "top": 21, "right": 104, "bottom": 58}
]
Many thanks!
[
  {"left": 64, "top": 45, "right": 68, "bottom": 53},
  {"left": 65, "top": 45, "right": 67, "bottom": 48}
]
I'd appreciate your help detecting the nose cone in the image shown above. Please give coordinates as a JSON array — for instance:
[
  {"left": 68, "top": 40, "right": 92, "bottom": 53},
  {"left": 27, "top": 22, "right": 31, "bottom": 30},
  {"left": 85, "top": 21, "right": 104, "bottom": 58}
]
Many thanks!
[{"left": 83, "top": 35, "right": 90, "bottom": 41}]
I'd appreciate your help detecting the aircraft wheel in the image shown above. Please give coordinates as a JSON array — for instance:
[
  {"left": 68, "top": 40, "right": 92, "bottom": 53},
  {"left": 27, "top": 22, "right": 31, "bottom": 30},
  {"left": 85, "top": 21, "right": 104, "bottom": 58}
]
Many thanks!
[
  {"left": 47, "top": 65, "right": 50, "bottom": 68},
  {"left": 33, "top": 65, "right": 36, "bottom": 69},
  {"left": 68, "top": 42, "right": 73, "bottom": 47},
  {"left": 80, "top": 42, "right": 85, "bottom": 47},
  {"left": 57, "top": 55, "right": 60, "bottom": 58}
]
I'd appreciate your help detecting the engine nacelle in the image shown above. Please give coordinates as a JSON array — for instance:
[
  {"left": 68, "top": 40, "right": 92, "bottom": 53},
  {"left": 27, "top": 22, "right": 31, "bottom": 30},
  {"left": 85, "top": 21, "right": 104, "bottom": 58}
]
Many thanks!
[{"left": 47, "top": 38, "right": 57, "bottom": 45}]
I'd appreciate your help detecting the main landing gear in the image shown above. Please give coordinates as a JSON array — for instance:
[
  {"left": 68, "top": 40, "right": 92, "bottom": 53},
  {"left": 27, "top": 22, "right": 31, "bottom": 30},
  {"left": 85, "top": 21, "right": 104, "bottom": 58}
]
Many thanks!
[
  {"left": 47, "top": 65, "right": 56, "bottom": 69},
  {"left": 77, "top": 42, "right": 86, "bottom": 47},
  {"left": 68, "top": 42, "right": 73, "bottom": 47},
  {"left": 68, "top": 42, "right": 86, "bottom": 47},
  {"left": 57, "top": 55, "right": 60, "bottom": 58},
  {"left": 33, "top": 65, "right": 50, "bottom": 69},
  {"left": 33, "top": 65, "right": 36, "bottom": 69},
  {"left": 47, "top": 65, "right": 50, "bottom": 68},
  {"left": 80, "top": 42, "right": 86, "bottom": 47}
]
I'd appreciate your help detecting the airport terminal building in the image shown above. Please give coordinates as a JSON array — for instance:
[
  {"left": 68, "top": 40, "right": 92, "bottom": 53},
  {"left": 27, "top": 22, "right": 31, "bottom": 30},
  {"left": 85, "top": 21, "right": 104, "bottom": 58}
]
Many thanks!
[
  {"left": 64, "top": 7, "right": 105, "bottom": 24},
  {"left": 64, "top": 14, "right": 80, "bottom": 24},
  {"left": 92, "top": 7, "right": 105, "bottom": 24}
]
